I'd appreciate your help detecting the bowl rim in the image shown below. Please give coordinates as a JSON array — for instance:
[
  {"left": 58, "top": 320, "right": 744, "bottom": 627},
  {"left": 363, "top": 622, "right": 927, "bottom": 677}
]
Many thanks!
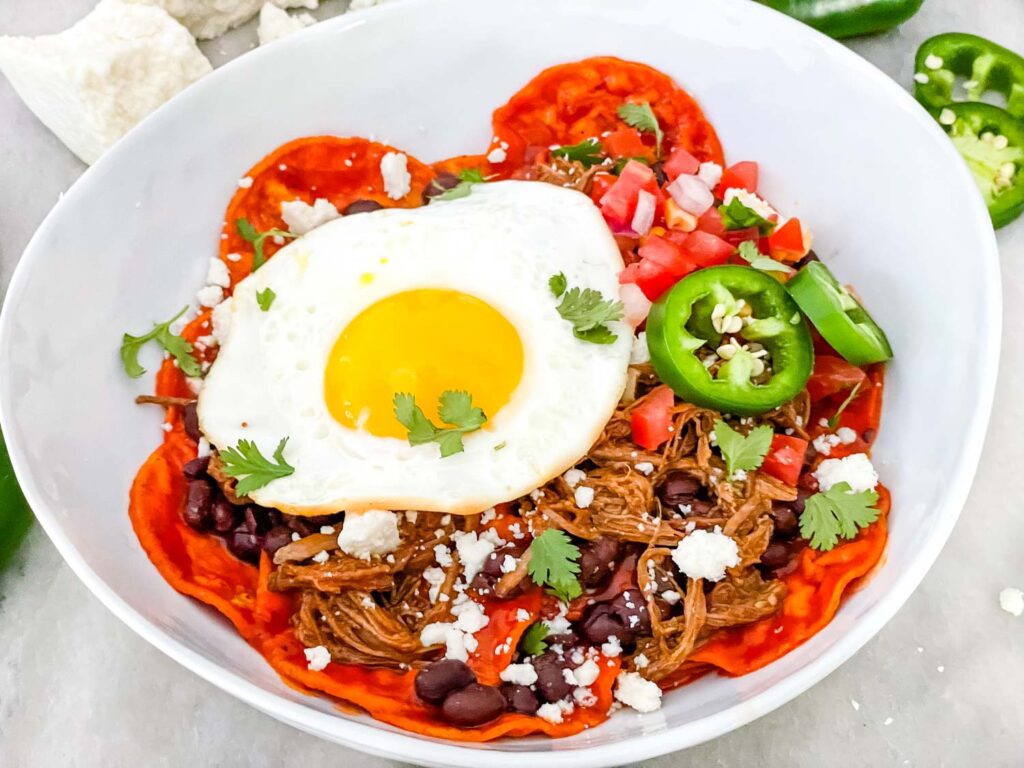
[{"left": 0, "top": 0, "right": 1001, "bottom": 765}]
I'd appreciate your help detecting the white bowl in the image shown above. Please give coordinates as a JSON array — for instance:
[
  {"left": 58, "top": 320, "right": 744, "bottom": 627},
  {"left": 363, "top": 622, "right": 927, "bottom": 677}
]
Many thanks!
[{"left": 0, "top": 0, "right": 1000, "bottom": 765}]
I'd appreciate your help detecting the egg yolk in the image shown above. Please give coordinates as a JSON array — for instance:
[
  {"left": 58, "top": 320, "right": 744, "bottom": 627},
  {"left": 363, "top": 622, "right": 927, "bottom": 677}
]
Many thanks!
[{"left": 324, "top": 289, "right": 524, "bottom": 439}]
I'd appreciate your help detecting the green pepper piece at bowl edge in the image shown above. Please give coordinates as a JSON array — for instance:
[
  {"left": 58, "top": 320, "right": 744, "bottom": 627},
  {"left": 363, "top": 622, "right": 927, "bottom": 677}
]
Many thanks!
[
  {"left": 0, "top": 430, "right": 32, "bottom": 575},
  {"left": 646, "top": 265, "right": 814, "bottom": 416},
  {"left": 787, "top": 262, "right": 893, "bottom": 366},
  {"left": 755, "top": 0, "right": 924, "bottom": 40},
  {"left": 914, "top": 33, "right": 1024, "bottom": 120}
]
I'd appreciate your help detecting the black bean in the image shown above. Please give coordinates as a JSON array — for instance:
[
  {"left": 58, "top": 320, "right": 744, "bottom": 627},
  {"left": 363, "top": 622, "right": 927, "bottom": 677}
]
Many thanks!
[
  {"left": 610, "top": 589, "right": 651, "bottom": 636},
  {"left": 657, "top": 471, "right": 711, "bottom": 513},
  {"left": 482, "top": 551, "right": 504, "bottom": 578},
  {"left": 501, "top": 683, "right": 540, "bottom": 714},
  {"left": 227, "top": 528, "right": 262, "bottom": 563},
  {"left": 581, "top": 608, "right": 625, "bottom": 645},
  {"left": 579, "top": 537, "right": 621, "bottom": 587},
  {"left": 183, "top": 402, "right": 201, "bottom": 442},
  {"left": 769, "top": 502, "right": 800, "bottom": 539},
  {"left": 244, "top": 506, "right": 277, "bottom": 534},
  {"left": 533, "top": 652, "right": 572, "bottom": 703},
  {"left": 422, "top": 172, "right": 460, "bottom": 203},
  {"left": 210, "top": 497, "right": 241, "bottom": 533},
  {"left": 183, "top": 480, "right": 213, "bottom": 529},
  {"left": 441, "top": 684, "right": 505, "bottom": 727},
  {"left": 414, "top": 659, "right": 476, "bottom": 704},
  {"left": 651, "top": 162, "right": 667, "bottom": 186},
  {"left": 794, "top": 249, "right": 820, "bottom": 270},
  {"left": 862, "top": 428, "right": 877, "bottom": 444},
  {"left": 760, "top": 542, "right": 791, "bottom": 570},
  {"left": 182, "top": 456, "right": 210, "bottom": 480},
  {"left": 262, "top": 525, "right": 295, "bottom": 556},
  {"left": 342, "top": 199, "right": 383, "bottom": 216}
]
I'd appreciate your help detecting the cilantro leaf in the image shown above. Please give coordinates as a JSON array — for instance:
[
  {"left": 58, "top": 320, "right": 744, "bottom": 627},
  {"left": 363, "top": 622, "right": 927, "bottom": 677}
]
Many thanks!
[
  {"left": 617, "top": 101, "right": 663, "bottom": 156},
  {"left": 236, "top": 217, "right": 296, "bottom": 270},
  {"left": 550, "top": 138, "right": 605, "bottom": 168},
  {"left": 799, "top": 482, "right": 880, "bottom": 551},
  {"left": 393, "top": 390, "right": 488, "bottom": 458},
  {"left": 718, "top": 198, "right": 777, "bottom": 235},
  {"left": 256, "top": 287, "right": 276, "bottom": 311},
  {"left": 219, "top": 437, "right": 295, "bottom": 496},
  {"left": 827, "top": 381, "right": 863, "bottom": 430},
  {"left": 519, "top": 622, "right": 548, "bottom": 656},
  {"left": 433, "top": 167, "right": 488, "bottom": 201},
  {"left": 527, "top": 529, "right": 581, "bottom": 602},
  {"left": 120, "top": 306, "right": 201, "bottom": 379},
  {"left": 552, "top": 281, "right": 624, "bottom": 345},
  {"left": 714, "top": 419, "right": 774, "bottom": 479},
  {"left": 738, "top": 240, "right": 789, "bottom": 273},
  {"left": 549, "top": 272, "right": 567, "bottom": 298}
]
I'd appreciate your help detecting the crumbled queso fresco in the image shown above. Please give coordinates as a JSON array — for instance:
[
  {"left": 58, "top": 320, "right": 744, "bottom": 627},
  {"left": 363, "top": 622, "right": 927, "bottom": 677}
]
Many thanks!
[
  {"left": 337, "top": 509, "right": 401, "bottom": 559},
  {"left": 813, "top": 453, "right": 879, "bottom": 493},
  {"left": 671, "top": 526, "right": 740, "bottom": 582}
]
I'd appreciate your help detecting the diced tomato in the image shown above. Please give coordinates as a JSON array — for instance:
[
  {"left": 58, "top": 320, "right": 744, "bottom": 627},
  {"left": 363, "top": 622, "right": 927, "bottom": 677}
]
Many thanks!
[
  {"left": 680, "top": 230, "right": 734, "bottom": 267},
  {"left": 631, "top": 235, "right": 697, "bottom": 300},
  {"left": 599, "top": 160, "right": 658, "bottom": 231},
  {"left": 716, "top": 161, "right": 759, "bottom": 196},
  {"left": 697, "top": 206, "right": 725, "bottom": 236},
  {"left": 604, "top": 127, "right": 654, "bottom": 161},
  {"left": 664, "top": 146, "right": 700, "bottom": 179},
  {"left": 589, "top": 173, "right": 616, "bottom": 205},
  {"left": 630, "top": 385, "right": 676, "bottom": 451},
  {"left": 721, "top": 227, "right": 761, "bottom": 247},
  {"left": 760, "top": 435, "right": 808, "bottom": 487},
  {"left": 769, "top": 218, "right": 810, "bottom": 262},
  {"left": 807, "top": 356, "right": 868, "bottom": 402}
]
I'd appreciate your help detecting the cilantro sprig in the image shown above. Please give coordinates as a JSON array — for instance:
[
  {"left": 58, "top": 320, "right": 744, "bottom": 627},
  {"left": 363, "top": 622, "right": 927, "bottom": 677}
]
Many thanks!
[
  {"left": 799, "top": 482, "right": 880, "bottom": 551},
  {"left": 393, "top": 390, "right": 487, "bottom": 458},
  {"left": 714, "top": 419, "right": 773, "bottom": 479},
  {"left": 236, "top": 218, "right": 297, "bottom": 270},
  {"left": 719, "top": 198, "right": 777, "bottom": 235},
  {"left": 550, "top": 138, "right": 605, "bottom": 168},
  {"left": 617, "top": 101, "right": 663, "bottom": 157},
  {"left": 256, "top": 287, "right": 276, "bottom": 311},
  {"left": 219, "top": 437, "right": 295, "bottom": 496},
  {"left": 549, "top": 272, "right": 624, "bottom": 345},
  {"left": 120, "top": 306, "right": 201, "bottom": 379},
  {"left": 827, "top": 381, "right": 863, "bottom": 430},
  {"left": 433, "top": 168, "right": 487, "bottom": 201},
  {"left": 519, "top": 622, "right": 549, "bottom": 656},
  {"left": 738, "top": 240, "right": 789, "bottom": 274},
  {"left": 527, "top": 529, "right": 582, "bottom": 603}
]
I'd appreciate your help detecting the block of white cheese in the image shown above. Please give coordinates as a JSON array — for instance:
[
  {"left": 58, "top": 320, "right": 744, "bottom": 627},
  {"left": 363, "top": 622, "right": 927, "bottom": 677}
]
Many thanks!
[
  {"left": 257, "top": 3, "right": 315, "bottom": 46},
  {"left": 124, "top": 0, "right": 319, "bottom": 40},
  {"left": 0, "top": 0, "right": 212, "bottom": 165}
]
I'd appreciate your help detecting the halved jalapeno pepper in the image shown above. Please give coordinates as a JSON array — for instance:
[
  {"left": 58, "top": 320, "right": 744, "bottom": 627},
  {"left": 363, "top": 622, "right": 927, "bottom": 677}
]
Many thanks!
[
  {"left": 914, "top": 33, "right": 1024, "bottom": 120},
  {"left": 646, "top": 265, "right": 814, "bottom": 416},
  {"left": 786, "top": 262, "right": 892, "bottom": 365}
]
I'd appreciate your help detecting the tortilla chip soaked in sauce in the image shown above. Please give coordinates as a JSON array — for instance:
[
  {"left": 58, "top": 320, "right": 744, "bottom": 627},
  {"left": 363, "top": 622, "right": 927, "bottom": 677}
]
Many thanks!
[
  {"left": 219, "top": 137, "right": 435, "bottom": 281},
  {"left": 491, "top": 56, "right": 725, "bottom": 171}
]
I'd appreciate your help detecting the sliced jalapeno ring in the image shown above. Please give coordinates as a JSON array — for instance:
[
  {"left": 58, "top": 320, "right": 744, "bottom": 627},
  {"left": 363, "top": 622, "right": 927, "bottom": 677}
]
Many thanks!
[
  {"left": 646, "top": 265, "right": 814, "bottom": 416},
  {"left": 914, "top": 33, "right": 1024, "bottom": 120},
  {"left": 786, "top": 262, "right": 892, "bottom": 366}
]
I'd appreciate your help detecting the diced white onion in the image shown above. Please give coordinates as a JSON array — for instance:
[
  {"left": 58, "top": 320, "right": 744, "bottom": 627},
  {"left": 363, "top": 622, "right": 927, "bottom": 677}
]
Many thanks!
[
  {"left": 666, "top": 174, "right": 714, "bottom": 216},
  {"left": 619, "top": 283, "right": 652, "bottom": 327},
  {"left": 630, "top": 190, "right": 656, "bottom": 236}
]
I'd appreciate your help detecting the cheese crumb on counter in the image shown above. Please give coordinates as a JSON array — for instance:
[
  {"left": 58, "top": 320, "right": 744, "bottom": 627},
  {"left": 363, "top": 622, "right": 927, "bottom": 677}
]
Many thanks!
[
  {"left": 257, "top": 2, "right": 316, "bottom": 46},
  {"left": 999, "top": 587, "right": 1023, "bottom": 617},
  {"left": 0, "top": 0, "right": 212, "bottom": 165}
]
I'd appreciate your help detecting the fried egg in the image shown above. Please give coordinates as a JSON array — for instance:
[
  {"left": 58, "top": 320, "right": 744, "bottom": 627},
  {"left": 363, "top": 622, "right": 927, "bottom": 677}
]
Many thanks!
[{"left": 198, "top": 181, "right": 631, "bottom": 515}]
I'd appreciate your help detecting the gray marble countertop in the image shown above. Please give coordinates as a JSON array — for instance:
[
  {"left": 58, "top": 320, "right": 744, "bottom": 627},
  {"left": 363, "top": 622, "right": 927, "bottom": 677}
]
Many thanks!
[{"left": 1, "top": 2, "right": 1022, "bottom": 766}]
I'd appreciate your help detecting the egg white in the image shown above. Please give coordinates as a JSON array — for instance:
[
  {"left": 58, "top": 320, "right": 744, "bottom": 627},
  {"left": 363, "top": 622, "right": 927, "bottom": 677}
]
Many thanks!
[{"left": 197, "top": 181, "right": 631, "bottom": 515}]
